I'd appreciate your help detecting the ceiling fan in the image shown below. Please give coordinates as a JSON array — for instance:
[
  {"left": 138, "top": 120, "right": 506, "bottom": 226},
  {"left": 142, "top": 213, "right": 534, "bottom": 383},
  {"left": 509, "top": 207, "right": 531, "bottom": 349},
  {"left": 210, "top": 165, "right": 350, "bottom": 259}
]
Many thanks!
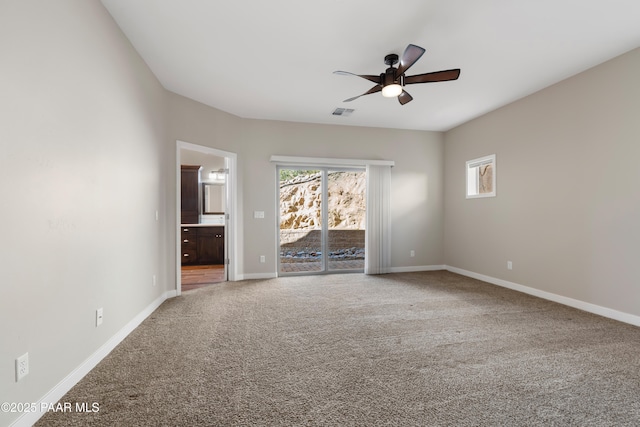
[{"left": 334, "top": 44, "right": 461, "bottom": 105}]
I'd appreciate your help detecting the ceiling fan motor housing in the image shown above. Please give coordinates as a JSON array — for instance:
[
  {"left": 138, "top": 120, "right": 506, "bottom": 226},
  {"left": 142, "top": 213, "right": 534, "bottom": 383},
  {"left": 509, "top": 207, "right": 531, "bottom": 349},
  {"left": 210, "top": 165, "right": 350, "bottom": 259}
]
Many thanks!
[
  {"left": 383, "top": 54, "right": 401, "bottom": 86},
  {"left": 382, "top": 67, "right": 401, "bottom": 86}
]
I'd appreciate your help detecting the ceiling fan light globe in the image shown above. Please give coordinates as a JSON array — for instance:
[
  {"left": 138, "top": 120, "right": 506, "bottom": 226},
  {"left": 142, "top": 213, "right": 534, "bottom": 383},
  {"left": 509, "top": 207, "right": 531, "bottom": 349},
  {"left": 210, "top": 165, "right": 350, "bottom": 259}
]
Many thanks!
[{"left": 382, "top": 84, "right": 402, "bottom": 98}]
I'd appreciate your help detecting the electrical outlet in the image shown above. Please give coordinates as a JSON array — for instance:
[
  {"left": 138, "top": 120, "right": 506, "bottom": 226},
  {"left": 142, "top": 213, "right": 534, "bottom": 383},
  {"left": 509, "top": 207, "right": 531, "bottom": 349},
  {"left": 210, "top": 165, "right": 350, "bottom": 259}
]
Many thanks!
[
  {"left": 259, "top": 255, "right": 266, "bottom": 263},
  {"left": 152, "top": 274, "right": 157, "bottom": 287},
  {"left": 507, "top": 261, "right": 513, "bottom": 270},
  {"left": 16, "top": 352, "right": 29, "bottom": 382},
  {"left": 96, "top": 308, "right": 103, "bottom": 327},
  {"left": 410, "top": 250, "right": 415, "bottom": 257}
]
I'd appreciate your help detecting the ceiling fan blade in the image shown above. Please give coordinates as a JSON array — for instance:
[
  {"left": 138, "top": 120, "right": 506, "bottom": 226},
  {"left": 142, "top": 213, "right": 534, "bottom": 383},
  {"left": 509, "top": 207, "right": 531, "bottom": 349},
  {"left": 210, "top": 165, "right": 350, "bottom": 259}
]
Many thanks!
[
  {"left": 398, "top": 90, "right": 413, "bottom": 105},
  {"left": 404, "top": 69, "right": 461, "bottom": 85},
  {"left": 396, "top": 44, "right": 426, "bottom": 76},
  {"left": 343, "top": 85, "right": 382, "bottom": 102},
  {"left": 333, "top": 70, "right": 380, "bottom": 84}
]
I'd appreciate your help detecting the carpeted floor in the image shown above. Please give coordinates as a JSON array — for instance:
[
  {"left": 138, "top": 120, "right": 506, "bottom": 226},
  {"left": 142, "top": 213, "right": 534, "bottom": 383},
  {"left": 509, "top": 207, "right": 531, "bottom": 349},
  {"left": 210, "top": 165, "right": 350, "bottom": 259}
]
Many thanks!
[{"left": 37, "top": 271, "right": 640, "bottom": 426}]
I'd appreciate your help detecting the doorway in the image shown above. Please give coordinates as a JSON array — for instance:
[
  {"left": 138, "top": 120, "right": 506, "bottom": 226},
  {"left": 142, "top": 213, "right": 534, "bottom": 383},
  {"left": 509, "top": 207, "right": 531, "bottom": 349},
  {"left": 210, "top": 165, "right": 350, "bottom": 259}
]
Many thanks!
[
  {"left": 278, "top": 167, "right": 365, "bottom": 275},
  {"left": 176, "top": 141, "right": 237, "bottom": 295}
]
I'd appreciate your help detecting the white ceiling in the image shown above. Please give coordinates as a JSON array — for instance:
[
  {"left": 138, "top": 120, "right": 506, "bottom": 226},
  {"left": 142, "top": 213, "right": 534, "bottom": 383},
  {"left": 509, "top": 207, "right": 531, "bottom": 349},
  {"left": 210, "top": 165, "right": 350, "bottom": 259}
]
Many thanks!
[{"left": 101, "top": 0, "right": 640, "bottom": 132}]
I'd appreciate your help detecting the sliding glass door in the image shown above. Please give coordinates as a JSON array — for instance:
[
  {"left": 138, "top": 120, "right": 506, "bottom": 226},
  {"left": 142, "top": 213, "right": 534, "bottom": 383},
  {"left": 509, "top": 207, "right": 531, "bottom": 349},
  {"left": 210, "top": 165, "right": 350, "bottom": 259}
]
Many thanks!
[{"left": 278, "top": 167, "right": 365, "bottom": 275}]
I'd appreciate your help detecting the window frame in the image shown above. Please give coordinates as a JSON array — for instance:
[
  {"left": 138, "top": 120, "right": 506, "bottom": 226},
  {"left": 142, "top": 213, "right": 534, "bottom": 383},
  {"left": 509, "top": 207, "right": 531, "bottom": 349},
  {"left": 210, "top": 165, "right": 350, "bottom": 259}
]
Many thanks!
[{"left": 466, "top": 154, "right": 496, "bottom": 199}]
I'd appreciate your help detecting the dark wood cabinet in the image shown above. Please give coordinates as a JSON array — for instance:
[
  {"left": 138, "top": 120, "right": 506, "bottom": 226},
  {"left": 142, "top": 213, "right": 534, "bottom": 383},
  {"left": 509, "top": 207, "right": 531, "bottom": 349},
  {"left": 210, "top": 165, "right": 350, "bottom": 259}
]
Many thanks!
[
  {"left": 181, "top": 164, "right": 224, "bottom": 266},
  {"left": 181, "top": 226, "right": 224, "bottom": 265},
  {"left": 181, "top": 227, "right": 198, "bottom": 265},
  {"left": 181, "top": 165, "right": 201, "bottom": 224}
]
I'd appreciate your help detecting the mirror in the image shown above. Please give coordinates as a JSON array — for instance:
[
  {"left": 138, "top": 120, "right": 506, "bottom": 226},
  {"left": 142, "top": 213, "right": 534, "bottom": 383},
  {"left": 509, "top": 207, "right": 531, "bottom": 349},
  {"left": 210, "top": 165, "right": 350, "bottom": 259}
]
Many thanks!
[{"left": 203, "top": 183, "right": 225, "bottom": 214}]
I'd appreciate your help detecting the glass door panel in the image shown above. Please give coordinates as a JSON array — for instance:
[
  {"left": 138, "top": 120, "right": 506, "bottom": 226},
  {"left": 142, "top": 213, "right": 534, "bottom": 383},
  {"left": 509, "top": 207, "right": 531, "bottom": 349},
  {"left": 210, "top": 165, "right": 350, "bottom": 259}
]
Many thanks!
[
  {"left": 327, "top": 170, "right": 366, "bottom": 271},
  {"left": 279, "top": 169, "right": 323, "bottom": 274}
]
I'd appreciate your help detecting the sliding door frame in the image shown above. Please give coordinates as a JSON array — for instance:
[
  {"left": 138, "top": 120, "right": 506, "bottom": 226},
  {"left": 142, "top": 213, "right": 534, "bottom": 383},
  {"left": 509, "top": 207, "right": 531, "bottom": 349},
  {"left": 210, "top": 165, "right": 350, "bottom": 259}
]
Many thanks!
[
  {"left": 277, "top": 165, "right": 365, "bottom": 276},
  {"left": 271, "top": 155, "right": 394, "bottom": 277}
]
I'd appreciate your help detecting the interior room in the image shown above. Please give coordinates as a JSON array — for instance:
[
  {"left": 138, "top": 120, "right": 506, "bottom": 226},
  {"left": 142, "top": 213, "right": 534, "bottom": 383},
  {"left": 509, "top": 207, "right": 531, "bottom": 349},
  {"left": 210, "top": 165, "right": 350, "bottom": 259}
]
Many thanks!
[
  {"left": 2, "top": 1, "right": 639, "bottom": 426},
  {"left": 179, "top": 148, "right": 227, "bottom": 291}
]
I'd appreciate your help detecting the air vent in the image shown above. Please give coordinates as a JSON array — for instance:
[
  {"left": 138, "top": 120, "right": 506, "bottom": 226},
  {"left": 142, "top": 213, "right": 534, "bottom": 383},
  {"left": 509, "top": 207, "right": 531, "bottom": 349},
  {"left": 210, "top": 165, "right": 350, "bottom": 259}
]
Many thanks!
[{"left": 332, "top": 108, "right": 354, "bottom": 117}]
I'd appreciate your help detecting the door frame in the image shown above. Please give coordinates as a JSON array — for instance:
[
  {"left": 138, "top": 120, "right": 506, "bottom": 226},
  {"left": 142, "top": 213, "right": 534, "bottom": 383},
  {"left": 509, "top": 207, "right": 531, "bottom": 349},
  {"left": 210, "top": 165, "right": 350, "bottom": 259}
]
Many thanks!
[{"left": 176, "top": 140, "right": 238, "bottom": 295}]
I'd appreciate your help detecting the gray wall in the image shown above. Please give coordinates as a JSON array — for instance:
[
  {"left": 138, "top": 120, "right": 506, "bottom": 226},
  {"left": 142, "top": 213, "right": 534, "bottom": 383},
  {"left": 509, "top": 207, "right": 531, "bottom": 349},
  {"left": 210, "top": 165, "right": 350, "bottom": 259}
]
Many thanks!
[
  {"left": 3, "top": 1, "right": 638, "bottom": 425},
  {"left": 444, "top": 47, "right": 640, "bottom": 317},
  {"left": 167, "top": 93, "right": 246, "bottom": 276},
  {"left": 237, "top": 119, "right": 445, "bottom": 275},
  {"left": 167, "top": 95, "right": 445, "bottom": 277},
  {"left": 0, "top": 1, "right": 169, "bottom": 425}
]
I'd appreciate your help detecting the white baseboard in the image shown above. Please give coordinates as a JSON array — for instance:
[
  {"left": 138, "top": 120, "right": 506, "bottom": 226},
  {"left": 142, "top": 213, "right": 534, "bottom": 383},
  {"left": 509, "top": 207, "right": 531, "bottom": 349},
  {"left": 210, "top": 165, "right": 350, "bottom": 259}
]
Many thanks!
[
  {"left": 445, "top": 265, "right": 640, "bottom": 327},
  {"left": 11, "top": 290, "right": 173, "bottom": 427},
  {"left": 388, "top": 265, "right": 446, "bottom": 273}
]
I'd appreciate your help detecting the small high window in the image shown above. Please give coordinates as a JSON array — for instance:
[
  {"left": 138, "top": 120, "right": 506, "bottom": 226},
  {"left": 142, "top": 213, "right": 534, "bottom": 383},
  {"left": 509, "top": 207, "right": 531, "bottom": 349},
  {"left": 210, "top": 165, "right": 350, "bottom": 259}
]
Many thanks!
[{"left": 466, "top": 154, "right": 496, "bottom": 198}]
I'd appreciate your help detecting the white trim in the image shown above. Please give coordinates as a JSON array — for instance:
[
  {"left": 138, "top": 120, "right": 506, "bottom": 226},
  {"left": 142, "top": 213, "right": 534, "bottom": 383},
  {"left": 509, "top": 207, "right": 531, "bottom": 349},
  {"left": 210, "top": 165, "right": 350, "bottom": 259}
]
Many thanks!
[
  {"left": 445, "top": 265, "right": 640, "bottom": 327},
  {"left": 177, "top": 141, "right": 239, "bottom": 288},
  {"left": 176, "top": 144, "right": 182, "bottom": 295},
  {"left": 270, "top": 155, "right": 394, "bottom": 168},
  {"left": 466, "top": 154, "right": 496, "bottom": 199},
  {"left": 388, "top": 265, "right": 446, "bottom": 273},
  {"left": 11, "top": 291, "right": 172, "bottom": 427}
]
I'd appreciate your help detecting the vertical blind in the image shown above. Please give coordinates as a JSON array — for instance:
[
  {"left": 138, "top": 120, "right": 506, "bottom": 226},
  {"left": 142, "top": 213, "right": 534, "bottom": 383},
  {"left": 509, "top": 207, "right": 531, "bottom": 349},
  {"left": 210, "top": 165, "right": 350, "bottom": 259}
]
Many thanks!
[{"left": 364, "top": 164, "right": 392, "bottom": 274}]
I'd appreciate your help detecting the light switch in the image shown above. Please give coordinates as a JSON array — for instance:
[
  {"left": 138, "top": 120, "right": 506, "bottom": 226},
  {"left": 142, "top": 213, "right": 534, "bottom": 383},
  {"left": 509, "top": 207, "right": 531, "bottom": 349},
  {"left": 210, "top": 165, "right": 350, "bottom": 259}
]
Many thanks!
[{"left": 254, "top": 211, "right": 265, "bottom": 219}]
